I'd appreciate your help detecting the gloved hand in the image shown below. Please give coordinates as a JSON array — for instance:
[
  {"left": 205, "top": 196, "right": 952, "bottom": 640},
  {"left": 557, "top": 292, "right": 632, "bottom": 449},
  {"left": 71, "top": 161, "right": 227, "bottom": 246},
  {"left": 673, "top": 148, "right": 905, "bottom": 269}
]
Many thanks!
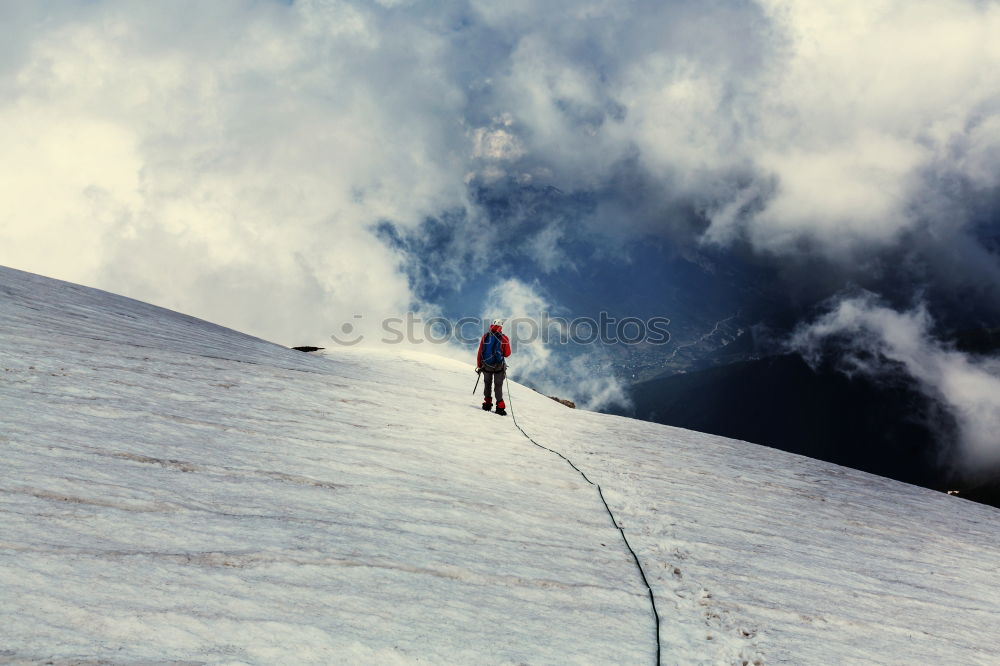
[{"left": 475, "top": 367, "right": 482, "bottom": 374}]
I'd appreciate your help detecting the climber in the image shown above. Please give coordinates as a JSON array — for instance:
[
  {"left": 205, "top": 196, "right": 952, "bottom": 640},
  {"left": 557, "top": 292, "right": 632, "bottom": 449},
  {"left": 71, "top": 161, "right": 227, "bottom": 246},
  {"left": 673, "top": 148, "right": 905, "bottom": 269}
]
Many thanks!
[{"left": 476, "top": 319, "right": 512, "bottom": 415}]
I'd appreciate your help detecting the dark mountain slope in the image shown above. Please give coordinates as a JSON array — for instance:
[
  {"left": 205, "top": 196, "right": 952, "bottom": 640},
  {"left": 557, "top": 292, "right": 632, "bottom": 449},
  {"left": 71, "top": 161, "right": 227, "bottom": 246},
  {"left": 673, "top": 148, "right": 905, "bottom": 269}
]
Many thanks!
[{"left": 617, "top": 354, "right": 957, "bottom": 491}]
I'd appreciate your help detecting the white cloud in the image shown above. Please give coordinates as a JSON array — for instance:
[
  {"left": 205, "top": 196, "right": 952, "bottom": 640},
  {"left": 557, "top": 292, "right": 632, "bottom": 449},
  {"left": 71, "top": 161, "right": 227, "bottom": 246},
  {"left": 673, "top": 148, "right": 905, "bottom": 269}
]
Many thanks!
[
  {"left": 526, "top": 224, "right": 571, "bottom": 273},
  {"left": 0, "top": 109, "right": 142, "bottom": 279},
  {"left": 791, "top": 295, "right": 1000, "bottom": 473},
  {"left": 1, "top": 0, "right": 998, "bottom": 350},
  {"left": 744, "top": 133, "right": 928, "bottom": 255},
  {"left": 0, "top": 1, "right": 472, "bottom": 345},
  {"left": 472, "top": 121, "right": 525, "bottom": 162},
  {"left": 731, "top": 0, "right": 1000, "bottom": 257},
  {"left": 484, "top": 0, "right": 1000, "bottom": 263}
]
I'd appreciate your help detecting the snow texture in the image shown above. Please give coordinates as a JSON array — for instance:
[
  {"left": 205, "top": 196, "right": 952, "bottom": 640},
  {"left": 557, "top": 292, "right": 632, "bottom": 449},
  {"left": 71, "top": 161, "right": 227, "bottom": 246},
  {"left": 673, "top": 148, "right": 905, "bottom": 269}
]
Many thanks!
[{"left": 2, "top": 264, "right": 1000, "bottom": 665}]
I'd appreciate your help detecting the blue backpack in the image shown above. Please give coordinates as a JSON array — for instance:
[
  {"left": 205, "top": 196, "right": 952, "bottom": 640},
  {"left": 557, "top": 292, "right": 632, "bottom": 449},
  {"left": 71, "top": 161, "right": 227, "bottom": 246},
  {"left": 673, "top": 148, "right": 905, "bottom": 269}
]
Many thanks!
[{"left": 481, "top": 332, "right": 505, "bottom": 370}]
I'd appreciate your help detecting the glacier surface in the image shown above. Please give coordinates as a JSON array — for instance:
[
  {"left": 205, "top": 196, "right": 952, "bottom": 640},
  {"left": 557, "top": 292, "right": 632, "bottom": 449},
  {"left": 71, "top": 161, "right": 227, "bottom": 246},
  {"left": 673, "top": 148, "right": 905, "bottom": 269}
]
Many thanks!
[{"left": 2, "top": 265, "right": 999, "bottom": 665}]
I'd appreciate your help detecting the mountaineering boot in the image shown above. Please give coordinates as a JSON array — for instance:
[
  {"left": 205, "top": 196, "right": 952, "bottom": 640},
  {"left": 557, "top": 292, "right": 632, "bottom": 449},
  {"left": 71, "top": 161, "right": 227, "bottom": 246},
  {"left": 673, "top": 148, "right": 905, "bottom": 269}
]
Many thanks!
[
  {"left": 482, "top": 401, "right": 493, "bottom": 411},
  {"left": 495, "top": 400, "right": 507, "bottom": 416}
]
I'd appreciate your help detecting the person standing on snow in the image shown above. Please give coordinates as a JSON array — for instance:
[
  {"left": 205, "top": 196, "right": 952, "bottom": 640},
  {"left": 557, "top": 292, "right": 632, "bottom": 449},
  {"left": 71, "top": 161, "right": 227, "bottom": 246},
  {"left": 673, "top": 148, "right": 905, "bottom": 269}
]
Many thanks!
[{"left": 477, "top": 319, "right": 512, "bottom": 415}]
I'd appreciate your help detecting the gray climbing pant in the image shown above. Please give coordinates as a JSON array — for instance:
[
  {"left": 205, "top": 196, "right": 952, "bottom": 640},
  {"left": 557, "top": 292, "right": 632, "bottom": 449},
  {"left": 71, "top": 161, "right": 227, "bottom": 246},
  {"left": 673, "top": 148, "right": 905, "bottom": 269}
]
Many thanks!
[{"left": 483, "top": 369, "right": 505, "bottom": 405}]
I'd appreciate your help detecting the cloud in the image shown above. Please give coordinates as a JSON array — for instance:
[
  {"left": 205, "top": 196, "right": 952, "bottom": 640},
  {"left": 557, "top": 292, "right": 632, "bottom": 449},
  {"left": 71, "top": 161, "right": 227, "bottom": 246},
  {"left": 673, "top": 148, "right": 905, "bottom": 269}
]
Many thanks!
[
  {"left": 471, "top": 115, "right": 525, "bottom": 162},
  {"left": 1, "top": 0, "right": 998, "bottom": 354},
  {"left": 469, "top": 0, "right": 1000, "bottom": 285},
  {"left": 0, "top": 0, "right": 474, "bottom": 345},
  {"left": 728, "top": 1, "right": 1000, "bottom": 260},
  {"left": 790, "top": 294, "right": 1000, "bottom": 474}
]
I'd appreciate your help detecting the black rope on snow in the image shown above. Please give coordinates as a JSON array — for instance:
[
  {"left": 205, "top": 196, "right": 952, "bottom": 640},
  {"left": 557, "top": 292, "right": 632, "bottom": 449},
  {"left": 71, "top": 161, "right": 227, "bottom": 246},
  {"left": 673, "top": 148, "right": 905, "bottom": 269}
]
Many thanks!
[
  {"left": 596, "top": 483, "right": 662, "bottom": 665},
  {"left": 503, "top": 374, "right": 662, "bottom": 666},
  {"left": 512, "top": 420, "right": 595, "bottom": 485}
]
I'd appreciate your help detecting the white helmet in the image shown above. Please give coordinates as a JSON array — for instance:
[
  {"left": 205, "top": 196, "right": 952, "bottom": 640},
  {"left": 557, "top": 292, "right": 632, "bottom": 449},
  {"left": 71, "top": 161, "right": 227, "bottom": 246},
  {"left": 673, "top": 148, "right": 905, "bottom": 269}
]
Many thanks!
[{"left": 492, "top": 318, "right": 503, "bottom": 327}]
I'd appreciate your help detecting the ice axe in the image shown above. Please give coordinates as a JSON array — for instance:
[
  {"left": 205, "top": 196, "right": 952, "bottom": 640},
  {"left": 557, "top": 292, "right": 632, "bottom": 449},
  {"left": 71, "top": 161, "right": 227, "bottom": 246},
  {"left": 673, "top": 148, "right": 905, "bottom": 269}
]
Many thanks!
[{"left": 472, "top": 367, "right": 481, "bottom": 394}]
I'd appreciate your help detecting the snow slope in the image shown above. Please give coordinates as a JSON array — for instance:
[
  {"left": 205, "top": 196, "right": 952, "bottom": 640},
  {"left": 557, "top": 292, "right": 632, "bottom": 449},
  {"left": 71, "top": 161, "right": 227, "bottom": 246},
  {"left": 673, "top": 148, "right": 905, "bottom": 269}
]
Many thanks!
[{"left": 2, "top": 265, "right": 1000, "bottom": 665}]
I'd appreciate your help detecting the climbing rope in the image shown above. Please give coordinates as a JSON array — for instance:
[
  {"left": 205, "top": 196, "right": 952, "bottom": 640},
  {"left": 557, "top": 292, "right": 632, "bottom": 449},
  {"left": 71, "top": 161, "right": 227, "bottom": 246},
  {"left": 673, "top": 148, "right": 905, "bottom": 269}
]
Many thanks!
[{"left": 503, "top": 374, "right": 662, "bottom": 665}]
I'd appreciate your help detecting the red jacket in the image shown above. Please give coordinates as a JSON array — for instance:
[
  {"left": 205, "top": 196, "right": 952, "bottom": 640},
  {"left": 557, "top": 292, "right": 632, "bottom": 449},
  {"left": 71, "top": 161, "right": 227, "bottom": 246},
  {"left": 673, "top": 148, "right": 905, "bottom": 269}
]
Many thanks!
[{"left": 477, "top": 326, "right": 511, "bottom": 368}]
